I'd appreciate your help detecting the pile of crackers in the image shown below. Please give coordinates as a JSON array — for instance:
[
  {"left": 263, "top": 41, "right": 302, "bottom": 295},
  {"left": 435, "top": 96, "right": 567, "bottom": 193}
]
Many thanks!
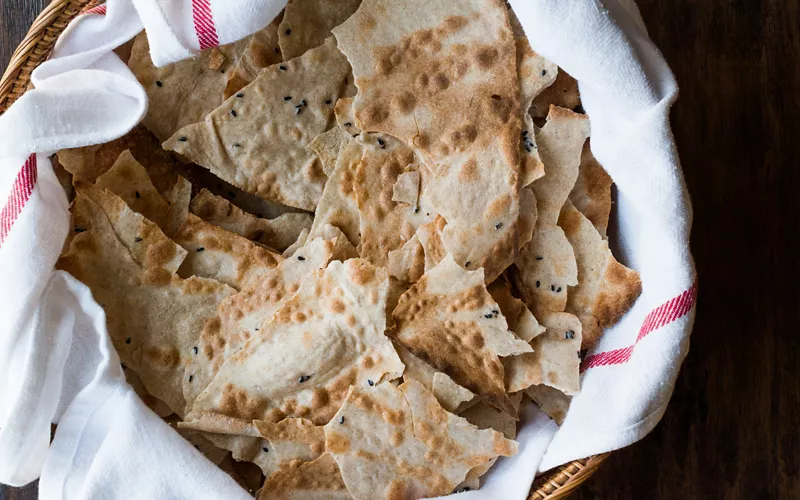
[{"left": 54, "top": 0, "right": 642, "bottom": 498}]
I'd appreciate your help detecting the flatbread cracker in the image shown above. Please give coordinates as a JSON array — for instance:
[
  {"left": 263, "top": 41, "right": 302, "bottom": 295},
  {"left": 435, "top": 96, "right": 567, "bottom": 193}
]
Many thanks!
[
  {"left": 392, "top": 171, "right": 420, "bottom": 206},
  {"left": 258, "top": 453, "right": 349, "bottom": 500},
  {"left": 525, "top": 384, "right": 572, "bottom": 425},
  {"left": 278, "top": 0, "right": 362, "bottom": 60},
  {"left": 307, "top": 127, "right": 352, "bottom": 177},
  {"left": 488, "top": 279, "right": 545, "bottom": 342},
  {"left": 95, "top": 150, "right": 171, "bottom": 229},
  {"left": 129, "top": 33, "right": 253, "bottom": 141},
  {"left": 56, "top": 125, "right": 178, "bottom": 192},
  {"left": 224, "top": 19, "right": 283, "bottom": 99},
  {"left": 58, "top": 186, "right": 235, "bottom": 416},
  {"left": 387, "top": 234, "right": 424, "bottom": 283},
  {"left": 184, "top": 232, "right": 350, "bottom": 407},
  {"left": 559, "top": 200, "right": 642, "bottom": 349},
  {"left": 187, "top": 259, "right": 404, "bottom": 425},
  {"left": 164, "top": 38, "right": 352, "bottom": 211},
  {"left": 190, "top": 189, "right": 313, "bottom": 252},
  {"left": 333, "top": 97, "right": 361, "bottom": 136},
  {"left": 308, "top": 137, "right": 363, "bottom": 246},
  {"left": 174, "top": 214, "right": 282, "bottom": 289},
  {"left": 510, "top": 10, "right": 557, "bottom": 186},
  {"left": 513, "top": 223, "right": 578, "bottom": 313},
  {"left": 391, "top": 255, "right": 531, "bottom": 415},
  {"left": 530, "top": 70, "right": 581, "bottom": 119},
  {"left": 253, "top": 418, "right": 326, "bottom": 479},
  {"left": 324, "top": 380, "right": 517, "bottom": 499},
  {"left": 395, "top": 343, "right": 473, "bottom": 413},
  {"left": 569, "top": 141, "right": 613, "bottom": 237},
  {"left": 334, "top": 0, "right": 523, "bottom": 283},
  {"left": 163, "top": 176, "right": 192, "bottom": 237},
  {"left": 503, "top": 310, "right": 582, "bottom": 395}
]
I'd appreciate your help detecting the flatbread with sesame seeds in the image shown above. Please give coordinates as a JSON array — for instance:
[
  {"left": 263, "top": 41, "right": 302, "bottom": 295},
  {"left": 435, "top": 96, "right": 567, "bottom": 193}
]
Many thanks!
[
  {"left": 129, "top": 32, "right": 254, "bottom": 142},
  {"left": 559, "top": 200, "right": 642, "bottom": 349},
  {"left": 525, "top": 384, "right": 572, "bottom": 426},
  {"left": 530, "top": 70, "right": 581, "bottom": 119},
  {"left": 308, "top": 126, "right": 352, "bottom": 177},
  {"left": 189, "top": 189, "right": 312, "bottom": 252},
  {"left": 333, "top": 0, "right": 524, "bottom": 285},
  {"left": 57, "top": 186, "right": 235, "bottom": 417},
  {"left": 253, "top": 418, "right": 326, "bottom": 479},
  {"left": 324, "top": 380, "right": 517, "bottom": 500},
  {"left": 278, "top": 0, "right": 362, "bottom": 61},
  {"left": 57, "top": 125, "right": 178, "bottom": 193},
  {"left": 258, "top": 453, "right": 350, "bottom": 500},
  {"left": 488, "top": 279, "right": 545, "bottom": 343},
  {"left": 224, "top": 18, "right": 284, "bottom": 99},
  {"left": 186, "top": 259, "right": 404, "bottom": 426},
  {"left": 503, "top": 309, "right": 582, "bottom": 395},
  {"left": 394, "top": 343, "right": 473, "bottom": 413},
  {"left": 569, "top": 141, "right": 614, "bottom": 237},
  {"left": 391, "top": 255, "right": 531, "bottom": 416},
  {"left": 164, "top": 37, "right": 352, "bottom": 211}
]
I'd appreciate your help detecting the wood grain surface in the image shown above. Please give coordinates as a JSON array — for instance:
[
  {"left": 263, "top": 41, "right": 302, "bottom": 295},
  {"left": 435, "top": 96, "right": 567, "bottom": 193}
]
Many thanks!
[{"left": 1, "top": 0, "right": 799, "bottom": 499}]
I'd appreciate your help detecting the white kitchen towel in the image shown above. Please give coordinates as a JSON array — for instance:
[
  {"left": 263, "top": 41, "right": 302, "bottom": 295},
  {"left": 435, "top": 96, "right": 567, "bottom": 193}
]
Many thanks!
[{"left": 0, "top": 0, "right": 696, "bottom": 499}]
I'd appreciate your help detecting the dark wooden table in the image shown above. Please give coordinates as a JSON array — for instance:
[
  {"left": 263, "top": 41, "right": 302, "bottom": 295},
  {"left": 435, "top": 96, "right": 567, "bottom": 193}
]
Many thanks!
[{"left": 2, "top": 0, "right": 798, "bottom": 499}]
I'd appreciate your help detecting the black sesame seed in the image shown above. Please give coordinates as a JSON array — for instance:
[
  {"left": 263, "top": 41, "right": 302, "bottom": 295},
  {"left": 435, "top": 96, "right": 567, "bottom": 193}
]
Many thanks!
[
  {"left": 368, "top": 379, "right": 374, "bottom": 386},
  {"left": 134, "top": 237, "right": 143, "bottom": 242},
  {"left": 565, "top": 330, "right": 575, "bottom": 340},
  {"left": 522, "top": 130, "right": 528, "bottom": 136},
  {"left": 188, "top": 375, "right": 193, "bottom": 382},
  {"left": 492, "top": 309, "right": 499, "bottom": 315},
  {"left": 236, "top": 93, "right": 244, "bottom": 98},
  {"left": 274, "top": 47, "right": 280, "bottom": 54},
  {"left": 551, "top": 285, "right": 556, "bottom": 292},
  {"left": 557, "top": 287, "right": 562, "bottom": 293},
  {"left": 74, "top": 227, "right": 86, "bottom": 233},
  {"left": 495, "top": 222, "right": 503, "bottom": 229},
  {"left": 196, "top": 247, "right": 205, "bottom": 252},
  {"left": 301, "top": 100, "right": 307, "bottom": 106},
  {"left": 377, "top": 138, "right": 386, "bottom": 149},
  {"left": 233, "top": 143, "right": 241, "bottom": 148},
  {"left": 279, "top": 65, "right": 287, "bottom": 71},
  {"left": 465, "top": 261, "right": 471, "bottom": 267},
  {"left": 297, "top": 256, "right": 306, "bottom": 261},
  {"left": 339, "top": 416, "right": 345, "bottom": 424},
  {"left": 484, "top": 314, "right": 493, "bottom": 319},
  {"left": 284, "top": 96, "right": 292, "bottom": 101},
  {"left": 263, "top": 447, "right": 269, "bottom": 453},
  {"left": 344, "top": 122, "right": 352, "bottom": 127},
  {"left": 255, "top": 328, "right": 259, "bottom": 331},
  {"left": 193, "top": 346, "right": 198, "bottom": 354},
  {"left": 536, "top": 280, "right": 540, "bottom": 288},
  {"left": 541, "top": 69, "right": 547, "bottom": 76},
  {"left": 135, "top": 191, "right": 140, "bottom": 199},
  {"left": 230, "top": 110, "right": 237, "bottom": 117},
  {"left": 325, "top": 99, "right": 332, "bottom": 104},
  {"left": 525, "top": 146, "right": 532, "bottom": 153},
  {"left": 179, "top": 136, "right": 187, "bottom": 142},
  {"left": 536, "top": 256, "right": 543, "bottom": 260},
  {"left": 285, "top": 28, "right": 292, "bottom": 35},
  {"left": 125, "top": 337, "right": 131, "bottom": 344},
  {"left": 414, "top": 207, "right": 420, "bottom": 213},
  {"left": 121, "top": 363, "right": 126, "bottom": 369},
  {"left": 156, "top": 80, "right": 163, "bottom": 87},
  {"left": 299, "top": 375, "right": 311, "bottom": 383}
]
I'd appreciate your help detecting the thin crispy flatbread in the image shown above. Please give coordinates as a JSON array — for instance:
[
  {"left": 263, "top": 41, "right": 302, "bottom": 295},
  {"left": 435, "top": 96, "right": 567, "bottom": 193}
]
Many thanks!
[
  {"left": 525, "top": 384, "right": 571, "bottom": 425},
  {"left": 324, "top": 380, "right": 517, "bottom": 499},
  {"left": 308, "top": 137, "right": 364, "bottom": 246},
  {"left": 190, "top": 189, "right": 313, "bottom": 252},
  {"left": 187, "top": 259, "right": 404, "bottom": 425},
  {"left": 334, "top": 0, "right": 523, "bottom": 283},
  {"left": 395, "top": 343, "right": 473, "bottom": 413},
  {"left": 530, "top": 70, "right": 581, "bottom": 119},
  {"left": 56, "top": 126, "right": 178, "bottom": 192},
  {"left": 278, "top": 0, "right": 362, "bottom": 60},
  {"left": 488, "top": 279, "right": 545, "bottom": 342},
  {"left": 391, "top": 255, "right": 531, "bottom": 416},
  {"left": 58, "top": 186, "right": 235, "bottom": 416},
  {"left": 307, "top": 127, "right": 352, "bottom": 177},
  {"left": 569, "top": 141, "right": 613, "bottom": 237},
  {"left": 164, "top": 38, "right": 352, "bottom": 211},
  {"left": 503, "top": 310, "right": 582, "bottom": 395},
  {"left": 559, "top": 200, "right": 642, "bottom": 349},
  {"left": 258, "top": 453, "right": 350, "bottom": 500},
  {"left": 129, "top": 33, "right": 253, "bottom": 141},
  {"left": 224, "top": 19, "right": 283, "bottom": 99},
  {"left": 184, "top": 231, "right": 351, "bottom": 408},
  {"left": 253, "top": 418, "right": 326, "bottom": 479}
]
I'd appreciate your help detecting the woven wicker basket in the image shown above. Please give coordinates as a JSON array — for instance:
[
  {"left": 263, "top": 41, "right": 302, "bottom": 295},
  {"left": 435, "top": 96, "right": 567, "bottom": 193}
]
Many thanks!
[{"left": 0, "top": 0, "right": 611, "bottom": 498}]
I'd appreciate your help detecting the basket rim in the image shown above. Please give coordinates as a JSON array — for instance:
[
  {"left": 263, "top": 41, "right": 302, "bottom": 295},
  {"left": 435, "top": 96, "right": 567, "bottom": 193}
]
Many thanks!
[{"left": 0, "top": 1, "right": 610, "bottom": 499}]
